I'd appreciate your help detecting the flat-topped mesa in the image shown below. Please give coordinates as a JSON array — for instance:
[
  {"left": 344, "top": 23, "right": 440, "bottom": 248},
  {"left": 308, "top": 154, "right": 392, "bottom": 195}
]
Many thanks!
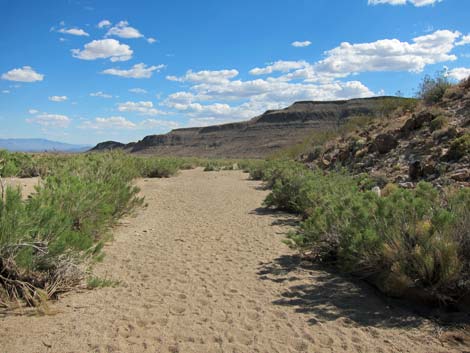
[
  {"left": 91, "top": 96, "right": 413, "bottom": 158},
  {"left": 253, "top": 97, "right": 402, "bottom": 124}
]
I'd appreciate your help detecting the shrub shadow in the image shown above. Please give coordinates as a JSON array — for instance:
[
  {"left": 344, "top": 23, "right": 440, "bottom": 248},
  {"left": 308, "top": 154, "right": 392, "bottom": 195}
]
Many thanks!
[
  {"left": 251, "top": 207, "right": 300, "bottom": 227},
  {"left": 258, "top": 254, "right": 430, "bottom": 329}
]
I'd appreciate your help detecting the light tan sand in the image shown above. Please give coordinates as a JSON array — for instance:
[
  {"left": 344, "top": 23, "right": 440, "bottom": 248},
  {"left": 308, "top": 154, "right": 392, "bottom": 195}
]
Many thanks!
[
  {"left": 2, "top": 177, "right": 40, "bottom": 198},
  {"left": 0, "top": 169, "right": 467, "bottom": 353}
]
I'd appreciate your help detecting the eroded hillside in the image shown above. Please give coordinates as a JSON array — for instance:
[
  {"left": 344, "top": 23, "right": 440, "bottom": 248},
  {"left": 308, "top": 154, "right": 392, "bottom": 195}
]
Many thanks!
[{"left": 91, "top": 97, "right": 415, "bottom": 158}]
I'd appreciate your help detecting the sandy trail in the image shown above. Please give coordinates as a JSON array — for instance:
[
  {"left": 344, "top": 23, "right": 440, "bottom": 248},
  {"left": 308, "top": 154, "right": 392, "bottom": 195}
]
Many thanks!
[{"left": 0, "top": 169, "right": 465, "bottom": 353}]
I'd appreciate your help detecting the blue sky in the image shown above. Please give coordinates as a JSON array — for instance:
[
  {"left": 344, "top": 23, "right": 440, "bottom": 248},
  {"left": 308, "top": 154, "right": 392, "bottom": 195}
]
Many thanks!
[{"left": 1, "top": 0, "right": 469, "bottom": 145}]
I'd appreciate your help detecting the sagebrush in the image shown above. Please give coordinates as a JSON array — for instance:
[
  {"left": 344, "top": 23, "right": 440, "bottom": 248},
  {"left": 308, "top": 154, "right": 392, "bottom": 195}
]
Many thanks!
[{"left": 255, "top": 161, "right": 470, "bottom": 305}]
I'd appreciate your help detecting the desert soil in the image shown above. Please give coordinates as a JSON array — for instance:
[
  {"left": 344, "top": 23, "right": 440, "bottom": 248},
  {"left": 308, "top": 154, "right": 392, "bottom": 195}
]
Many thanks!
[
  {"left": 0, "top": 169, "right": 467, "bottom": 353},
  {"left": 2, "top": 177, "right": 40, "bottom": 198}
]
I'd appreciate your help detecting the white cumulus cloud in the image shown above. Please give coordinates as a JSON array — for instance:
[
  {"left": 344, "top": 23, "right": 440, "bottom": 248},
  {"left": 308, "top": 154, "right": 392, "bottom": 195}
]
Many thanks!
[
  {"left": 49, "top": 95, "right": 68, "bottom": 102},
  {"left": 80, "top": 116, "right": 178, "bottom": 131},
  {"left": 117, "top": 101, "right": 167, "bottom": 116},
  {"left": 97, "top": 19, "right": 112, "bottom": 28},
  {"left": 292, "top": 41, "right": 312, "bottom": 47},
  {"left": 58, "top": 27, "right": 89, "bottom": 36},
  {"left": 72, "top": 39, "right": 133, "bottom": 62},
  {"left": 250, "top": 61, "right": 309, "bottom": 75},
  {"left": 456, "top": 34, "right": 470, "bottom": 46},
  {"left": 2, "top": 66, "right": 44, "bottom": 82},
  {"left": 26, "top": 113, "right": 71, "bottom": 128},
  {"left": 81, "top": 116, "right": 136, "bottom": 130},
  {"left": 448, "top": 67, "right": 470, "bottom": 81},
  {"left": 102, "top": 63, "right": 164, "bottom": 78},
  {"left": 90, "top": 91, "right": 113, "bottom": 98},
  {"left": 129, "top": 88, "right": 148, "bottom": 94},
  {"left": 167, "top": 69, "right": 239, "bottom": 84},
  {"left": 140, "top": 119, "right": 179, "bottom": 129},
  {"left": 313, "top": 30, "right": 460, "bottom": 77},
  {"left": 106, "top": 20, "right": 143, "bottom": 39}
]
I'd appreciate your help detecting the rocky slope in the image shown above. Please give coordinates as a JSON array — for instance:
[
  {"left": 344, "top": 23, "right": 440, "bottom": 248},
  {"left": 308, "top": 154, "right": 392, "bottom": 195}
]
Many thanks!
[
  {"left": 300, "top": 79, "right": 470, "bottom": 187},
  {"left": 91, "top": 97, "right": 413, "bottom": 158}
]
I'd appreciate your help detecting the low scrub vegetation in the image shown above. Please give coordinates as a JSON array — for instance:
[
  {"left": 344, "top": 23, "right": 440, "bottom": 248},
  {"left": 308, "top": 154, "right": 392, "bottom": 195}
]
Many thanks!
[
  {"left": 447, "top": 133, "right": 470, "bottom": 161},
  {"left": 430, "top": 116, "right": 448, "bottom": 132},
  {"left": 0, "top": 150, "right": 260, "bottom": 307},
  {"left": 0, "top": 152, "right": 145, "bottom": 307},
  {"left": 255, "top": 161, "right": 470, "bottom": 306},
  {"left": 202, "top": 159, "right": 266, "bottom": 172},
  {"left": 417, "top": 71, "right": 454, "bottom": 106},
  {"left": 0, "top": 152, "right": 192, "bottom": 307}
]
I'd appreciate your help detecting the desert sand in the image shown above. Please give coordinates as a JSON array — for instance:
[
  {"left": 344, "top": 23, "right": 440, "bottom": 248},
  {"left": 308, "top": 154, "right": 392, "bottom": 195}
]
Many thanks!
[
  {"left": 2, "top": 177, "right": 40, "bottom": 198},
  {"left": 0, "top": 169, "right": 466, "bottom": 353}
]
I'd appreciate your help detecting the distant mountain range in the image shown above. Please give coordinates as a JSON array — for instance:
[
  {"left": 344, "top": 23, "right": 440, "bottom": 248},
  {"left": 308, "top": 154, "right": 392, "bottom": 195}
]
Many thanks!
[{"left": 0, "top": 138, "right": 91, "bottom": 153}]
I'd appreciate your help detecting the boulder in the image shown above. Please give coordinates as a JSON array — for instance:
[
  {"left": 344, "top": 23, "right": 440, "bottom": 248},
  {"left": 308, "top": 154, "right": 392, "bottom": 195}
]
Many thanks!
[
  {"left": 373, "top": 134, "right": 398, "bottom": 154},
  {"left": 400, "top": 111, "right": 435, "bottom": 135},
  {"left": 409, "top": 160, "right": 422, "bottom": 180}
]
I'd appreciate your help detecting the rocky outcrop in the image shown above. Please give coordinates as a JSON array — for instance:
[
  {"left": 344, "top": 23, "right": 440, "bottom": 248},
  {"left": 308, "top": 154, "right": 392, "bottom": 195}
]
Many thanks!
[
  {"left": 91, "top": 97, "right": 413, "bottom": 158},
  {"left": 400, "top": 111, "right": 435, "bottom": 136},
  {"left": 301, "top": 79, "right": 470, "bottom": 187}
]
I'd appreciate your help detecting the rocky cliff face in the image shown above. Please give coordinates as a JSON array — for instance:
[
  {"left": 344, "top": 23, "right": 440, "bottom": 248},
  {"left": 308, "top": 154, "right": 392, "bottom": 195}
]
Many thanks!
[{"left": 91, "top": 97, "right": 411, "bottom": 158}]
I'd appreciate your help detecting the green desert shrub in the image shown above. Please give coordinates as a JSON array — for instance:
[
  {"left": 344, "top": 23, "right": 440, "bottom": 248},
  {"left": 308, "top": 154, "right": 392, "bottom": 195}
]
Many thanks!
[
  {"left": 0, "top": 152, "right": 144, "bottom": 307},
  {"left": 138, "top": 158, "right": 182, "bottom": 178},
  {"left": 245, "top": 161, "right": 269, "bottom": 180},
  {"left": 260, "top": 161, "right": 470, "bottom": 304},
  {"left": 202, "top": 159, "right": 246, "bottom": 171},
  {"left": 199, "top": 158, "right": 265, "bottom": 173},
  {"left": 446, "top": 133, "right": 470, "bottom": 161},
  {"left": 203, "top": 162, "right": 220, "bottom": 172},
  {"left": 0, "top": 150, "right": 72, "bottom": 178},
  {"left": 416, "top": 71, "right": 454, "bottom": 105},
  {"left": 429, "top": 115, "right": 449, "bottom": 132}
]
